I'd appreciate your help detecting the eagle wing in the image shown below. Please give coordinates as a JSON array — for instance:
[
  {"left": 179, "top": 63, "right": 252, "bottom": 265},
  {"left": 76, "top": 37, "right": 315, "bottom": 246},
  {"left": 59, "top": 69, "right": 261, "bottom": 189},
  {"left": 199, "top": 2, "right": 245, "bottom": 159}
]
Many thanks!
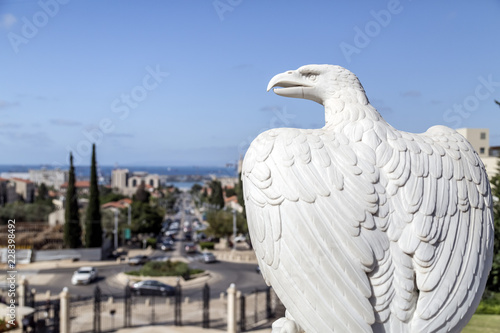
[
  {"left": 242, "top": 127, "right": 387, "bottom": 332},
  {"left": 378, "top": 125, "right": 494, "bottom": 332}
]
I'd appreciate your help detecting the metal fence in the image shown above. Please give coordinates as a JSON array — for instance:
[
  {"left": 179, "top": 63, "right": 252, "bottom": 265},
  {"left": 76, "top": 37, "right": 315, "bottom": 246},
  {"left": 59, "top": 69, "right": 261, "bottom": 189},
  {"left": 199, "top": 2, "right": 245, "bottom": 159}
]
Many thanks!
[
  {"left": 67, "top": 282, "right": 282, "bottom": 332},
  {"left": 70, "top": 282, "right": 218, "bottom": 333},
  {"left": 239, "top": 287, "right": 285, "bottom": 332},
  {"left": 21, "top": 288, "right": 60, "bottom": 333}
]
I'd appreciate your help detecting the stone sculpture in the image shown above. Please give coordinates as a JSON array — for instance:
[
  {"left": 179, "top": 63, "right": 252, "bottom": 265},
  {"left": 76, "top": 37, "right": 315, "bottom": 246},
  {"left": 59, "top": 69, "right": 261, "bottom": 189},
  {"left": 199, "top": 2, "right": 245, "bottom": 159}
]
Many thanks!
[{"left": 241, "top": 65, "right": 494, "bottom": 333}]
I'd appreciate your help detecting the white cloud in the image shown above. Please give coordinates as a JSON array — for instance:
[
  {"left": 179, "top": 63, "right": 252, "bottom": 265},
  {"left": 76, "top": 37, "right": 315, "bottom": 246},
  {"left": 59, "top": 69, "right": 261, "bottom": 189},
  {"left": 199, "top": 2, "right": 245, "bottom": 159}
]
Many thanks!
[
  {"left": 1, "top": 13, "right": 17, "bottom": 29},
  {"left": 0, "top": 99, "right": 19, "bottom": 109},
  {"left": 50, "top": 119, "right": 82, "bottom": 126}
]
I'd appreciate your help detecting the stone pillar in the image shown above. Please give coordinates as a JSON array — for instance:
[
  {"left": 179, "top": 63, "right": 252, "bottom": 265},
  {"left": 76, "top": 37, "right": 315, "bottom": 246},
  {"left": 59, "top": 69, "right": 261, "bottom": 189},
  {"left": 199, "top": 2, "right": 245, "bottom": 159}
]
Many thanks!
[
  {"left": 17, "top": 277, "right": 27, "bottom": 331},
  {"left": 227, "top": 283, "right": 237, "bottom": 333},
  {"left": 18, "top": 277, "right": 27, "bottom": 307},
  {"left": 60, "top": 287, "right": 70, "bottom": 333}
]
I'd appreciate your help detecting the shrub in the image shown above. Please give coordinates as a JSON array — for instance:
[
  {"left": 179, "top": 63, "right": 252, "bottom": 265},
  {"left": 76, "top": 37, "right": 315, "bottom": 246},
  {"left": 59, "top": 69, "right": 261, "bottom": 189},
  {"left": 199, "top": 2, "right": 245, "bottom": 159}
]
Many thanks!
[
  {"left": 199, "top": 241, "right": 214, "bottom": 250},
  {"left": 476, "top": 292, "right": 500, "bottom": 314},
  {"left": 124, "top": 260, "right": 204, "bottom": 280},
  {"left": 146, "top": 237, "right": 157, "bottom": 249}
]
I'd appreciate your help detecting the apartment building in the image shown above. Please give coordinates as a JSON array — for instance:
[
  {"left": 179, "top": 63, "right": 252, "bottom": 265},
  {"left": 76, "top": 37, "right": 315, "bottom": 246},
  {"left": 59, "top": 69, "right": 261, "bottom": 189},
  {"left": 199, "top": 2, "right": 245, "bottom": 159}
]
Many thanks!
[
  {"left": 29, "top": 168, "right": 68, "bottom": 190},
  {"left": 111, "top": 169, "right": 160, "bottom": 196},
  {"left": 457, "top": 128, "right": 499, "bottom": 179}
]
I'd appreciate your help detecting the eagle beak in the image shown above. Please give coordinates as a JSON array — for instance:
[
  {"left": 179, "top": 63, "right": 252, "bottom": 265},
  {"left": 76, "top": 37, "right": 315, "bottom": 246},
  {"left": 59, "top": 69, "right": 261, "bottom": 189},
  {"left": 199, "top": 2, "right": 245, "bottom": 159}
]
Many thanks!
[{"left": 267, "top": 70, "right": 312, "bottom": 99}]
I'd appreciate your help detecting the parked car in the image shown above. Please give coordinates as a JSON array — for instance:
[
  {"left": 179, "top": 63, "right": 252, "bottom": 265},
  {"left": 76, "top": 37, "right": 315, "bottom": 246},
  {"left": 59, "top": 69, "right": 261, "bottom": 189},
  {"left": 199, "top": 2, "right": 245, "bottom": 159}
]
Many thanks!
[
  {"left": 128, "top": 255, "right": 149, "bottom": 266},
  {"left": 158, "top": 238, "right": 174, "bottom": 251},
  {"left": 150, "top": 255, "right": 170, "bottom": 262},
  {"left": 71, "top": 267, "right": 98, "bottom": 285},
  {"left": 165, "top": 228, "right": 179, "bottom": 237},
  {"left": 200, "top": 252, "right": 216, "bottom": 263},
  {"left": 184, "top": 243, "right": 197, "bottom": 254},
  {"left": 159, "top": 242, "right": 174, "bottom": 251},
  {"left": 130, "top": 280, "right": 175, "bottom": 296},
  {"left": 234, "top": 234, "right": 247, "bottom": 243}
]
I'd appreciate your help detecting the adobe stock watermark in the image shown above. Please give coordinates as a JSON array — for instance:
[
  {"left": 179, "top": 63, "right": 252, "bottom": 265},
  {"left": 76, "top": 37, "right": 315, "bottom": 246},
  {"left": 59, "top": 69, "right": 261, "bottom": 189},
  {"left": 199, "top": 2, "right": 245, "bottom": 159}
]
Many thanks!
[
  {"left": 55, "top": 65, "right": 169, "bottom": 166},
  {"left": 237, "top": 106, "right": 295, "bottom": 156},
  {"left": 7, "top": 0, "right": 70, "bottom": 54},
  {"left": 213, "top": 0, "right": 243, "bottom": 21},
  {"left": 443, "top": 75, "right": 499, "bottom": 128},
  {"left": 339, "top": 0, "right": 404, "bottom": 64}
]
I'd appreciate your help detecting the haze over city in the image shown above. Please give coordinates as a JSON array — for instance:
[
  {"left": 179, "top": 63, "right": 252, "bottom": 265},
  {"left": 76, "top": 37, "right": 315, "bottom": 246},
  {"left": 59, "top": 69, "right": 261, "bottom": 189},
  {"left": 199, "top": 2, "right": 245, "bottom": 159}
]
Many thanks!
[{"left": 1, "top": 0, "right": 499, "bottom": 166}]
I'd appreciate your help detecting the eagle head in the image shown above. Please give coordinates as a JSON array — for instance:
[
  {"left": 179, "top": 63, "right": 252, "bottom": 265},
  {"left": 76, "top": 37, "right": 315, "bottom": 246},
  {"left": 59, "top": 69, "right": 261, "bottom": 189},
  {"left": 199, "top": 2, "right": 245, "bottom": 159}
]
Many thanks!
[{"left": 267, "top": 64, "right": 367, "bottom": 105}]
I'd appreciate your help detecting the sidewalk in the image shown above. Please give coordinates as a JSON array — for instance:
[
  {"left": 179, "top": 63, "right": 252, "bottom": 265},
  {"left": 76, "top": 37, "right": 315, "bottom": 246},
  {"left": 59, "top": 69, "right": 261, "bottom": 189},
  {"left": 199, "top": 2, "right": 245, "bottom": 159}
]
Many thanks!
[
  {"left": 116, "top": 326, "right": 271, "bottom": 333},
  {"left": 9, "top": 326, "right": 272, "bottom": 333}
]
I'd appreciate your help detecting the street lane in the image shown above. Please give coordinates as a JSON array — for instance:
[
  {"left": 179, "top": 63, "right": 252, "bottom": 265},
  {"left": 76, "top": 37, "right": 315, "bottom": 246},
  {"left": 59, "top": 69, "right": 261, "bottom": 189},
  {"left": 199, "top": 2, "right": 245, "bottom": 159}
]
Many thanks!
[{"left": 19, "top": 192, "right": 267, "bottom": 300}]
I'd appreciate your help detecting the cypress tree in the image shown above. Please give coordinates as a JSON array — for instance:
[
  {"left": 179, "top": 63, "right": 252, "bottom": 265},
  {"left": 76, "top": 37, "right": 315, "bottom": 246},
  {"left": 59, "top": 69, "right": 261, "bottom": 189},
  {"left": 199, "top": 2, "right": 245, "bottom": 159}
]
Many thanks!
[
  {"left": 235, "top": 172, "right": 246, "bottom": 217},
  {"left": 135, "top": 181, "right": 150, "bottom": 203},
  {"left": 85, "top": 144, "right": 103, "bottom": 248},
  {"left": 209, "top": 180, "right": 225, "bottom": 209},
  {"left": 64, "top": 153, "right": 82, "bottom": 248}
]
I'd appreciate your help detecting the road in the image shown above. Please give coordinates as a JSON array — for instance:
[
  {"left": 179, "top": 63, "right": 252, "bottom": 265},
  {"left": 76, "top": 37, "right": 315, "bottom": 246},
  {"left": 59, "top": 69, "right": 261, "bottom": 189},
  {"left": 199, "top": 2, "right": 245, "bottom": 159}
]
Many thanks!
[
  {"left": 21, "top": 258, "right": 266, "bottom": 300},
  {"left": 19, "top": 192, "right": 267, "bottom": 300}
]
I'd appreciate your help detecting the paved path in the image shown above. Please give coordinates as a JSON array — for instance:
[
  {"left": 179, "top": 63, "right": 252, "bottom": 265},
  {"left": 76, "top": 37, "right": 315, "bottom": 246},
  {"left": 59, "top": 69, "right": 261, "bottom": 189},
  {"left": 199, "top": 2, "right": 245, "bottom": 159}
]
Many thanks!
[
  {"left": 116, "top": 326, "right": 271, "bottom": 333},
  {"left": 10, "top": 326, "right": 272, "bottom": 333}
]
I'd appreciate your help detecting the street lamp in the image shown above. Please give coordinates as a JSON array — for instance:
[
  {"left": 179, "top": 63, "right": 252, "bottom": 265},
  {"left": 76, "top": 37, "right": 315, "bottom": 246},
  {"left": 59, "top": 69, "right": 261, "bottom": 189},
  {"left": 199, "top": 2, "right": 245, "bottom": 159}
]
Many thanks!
[
  {"left": 127, "top": 204, "right": 131, "bottom": 226},
  {"left": 232, "top": 209, "right": 237, "bottom": 250},
  {"left": 114, "top": 209, "right": 119, "bottom": 249}
]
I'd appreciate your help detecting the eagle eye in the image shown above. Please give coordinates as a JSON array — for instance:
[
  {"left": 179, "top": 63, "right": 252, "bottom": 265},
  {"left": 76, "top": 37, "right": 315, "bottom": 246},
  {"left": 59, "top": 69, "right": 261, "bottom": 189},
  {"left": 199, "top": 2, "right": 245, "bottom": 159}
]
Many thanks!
[{"left": 306, "top": 73, "right": 318, "bottom": 82}]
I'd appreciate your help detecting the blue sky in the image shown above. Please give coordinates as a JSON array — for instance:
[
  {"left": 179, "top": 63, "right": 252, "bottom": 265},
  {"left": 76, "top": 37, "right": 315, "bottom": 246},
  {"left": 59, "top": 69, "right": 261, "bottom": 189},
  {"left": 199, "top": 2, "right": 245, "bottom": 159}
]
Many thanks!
[{"left": 1, "top": 0, "right": 499, "bottom": 167}]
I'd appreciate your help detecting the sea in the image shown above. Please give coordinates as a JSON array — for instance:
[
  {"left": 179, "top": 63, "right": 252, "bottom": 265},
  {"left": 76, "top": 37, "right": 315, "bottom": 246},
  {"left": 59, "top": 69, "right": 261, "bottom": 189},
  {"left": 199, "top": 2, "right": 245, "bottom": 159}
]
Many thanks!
[{"left": 0, "top": 164, "right": 238, "bottom": 189}]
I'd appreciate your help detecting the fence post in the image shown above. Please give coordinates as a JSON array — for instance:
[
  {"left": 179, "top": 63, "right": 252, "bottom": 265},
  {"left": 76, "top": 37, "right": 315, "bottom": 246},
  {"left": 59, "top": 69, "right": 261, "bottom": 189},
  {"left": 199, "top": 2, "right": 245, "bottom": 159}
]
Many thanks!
[
  {"left": 202, "top": 283, "right": 210, "bottom": 328},
  {"left": 174, "top": 279, "right": 182, "bottom": 326},
  {"left": 254, "top": 289, "right": 258, "bottom": 325},
  {"left": 29, "top": 288, "right": 36, "bottom": 308},
  {"left": 124, "top": 285, "right": 131, "bottom": 328},
  {"left": 94, "top": 286, "right": 101, "bottom": 333},
  {"left": 19, "top": 277, "right": 27, "bottom": 307},
  {"left": 53, "top": 299, "right": 61, "bottom": 333},
  {"left": 227, "top": 283, "right": 237, "bottom": 333},
  {"left": 151, "top": 294, "right": 155, "bottom": 325},
  {"left": 239, "top": 292, "right": 245, "bottom": 332},
  {"left": 266, "top": 287, "right": 272, "bottom": 319},
  {"left": 59, "top": 287, "right": 70, "bottom": 333}
]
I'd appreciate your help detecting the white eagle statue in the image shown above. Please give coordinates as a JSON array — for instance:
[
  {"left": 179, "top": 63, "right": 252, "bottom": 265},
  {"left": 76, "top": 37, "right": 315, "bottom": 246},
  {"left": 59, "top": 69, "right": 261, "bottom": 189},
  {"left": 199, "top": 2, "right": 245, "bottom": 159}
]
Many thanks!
[{"left": 241, "top": 65, "right": 494, "bottom": 333}]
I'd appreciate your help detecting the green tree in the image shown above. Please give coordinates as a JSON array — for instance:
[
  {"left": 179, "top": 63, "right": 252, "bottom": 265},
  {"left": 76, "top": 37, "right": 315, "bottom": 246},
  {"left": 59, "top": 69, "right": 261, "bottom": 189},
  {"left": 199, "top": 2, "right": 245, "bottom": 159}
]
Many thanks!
[
  {"left": 36, "top": 183, "right": 49, "bottom": 201},
  {"left": 100, "top": 192, "right": 127, "bottom": 205},
  {"left": 34, "top": 183, "right": 54, "bottom": 209},
  {"left": 85, "top": 144, "right": 102, "bottom": 248},
  {"left": 134, "top": 182, "right": 150, "bottom": 203},
  {"left": 235, "top": 173, "right": 246, "bottom": 217},
  {"left": 191, "top": 183, "right": 202, "bottom": 194},
  {"left": 209, "top": 180, "right": 224, "bottom": 209},
  {"left": 206, "top": 209, "right": 247, "bottom": 238},
  {"left": 0, "top": 202, "right": 53, "bottom": 223},
  {"left": 130, "top": 201, "right": 163, "bottom": 234},
  {"left": 224, "top": 186, "right": 236, "bottom": 198},
  {"left": 487, "top": 160, "right": 500, "bottom": 292},
  {"left": 64, "top": 153, "right": 82, "bottom": 248}
]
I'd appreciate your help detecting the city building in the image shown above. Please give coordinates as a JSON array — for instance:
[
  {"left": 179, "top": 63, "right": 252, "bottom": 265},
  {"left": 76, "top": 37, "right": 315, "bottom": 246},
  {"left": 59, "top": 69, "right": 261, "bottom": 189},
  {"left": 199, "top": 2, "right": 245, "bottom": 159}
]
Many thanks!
[
  {"left": 457, "top": 128, "right": 499, "bottom": 179},
  {"left": 29, "top": 168, "right": 68, "bottom": 190},
  {"left": 111, "top": 169, "right": 160, "bottom": 196},
  {"left": 11, "top": 178, "right": 35, "bottom": 203},
  {"left": 60, "top": 181, "right": 91, "bottom": 196},
  {"left": 101, "top": 198, "right": 132, "bottom": 210},
  {"left": 0, "top": 178, "right": 18, "bottom": 205},
  {"left": 218, "top": 177, "right": 239, "bottom": 189}
]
